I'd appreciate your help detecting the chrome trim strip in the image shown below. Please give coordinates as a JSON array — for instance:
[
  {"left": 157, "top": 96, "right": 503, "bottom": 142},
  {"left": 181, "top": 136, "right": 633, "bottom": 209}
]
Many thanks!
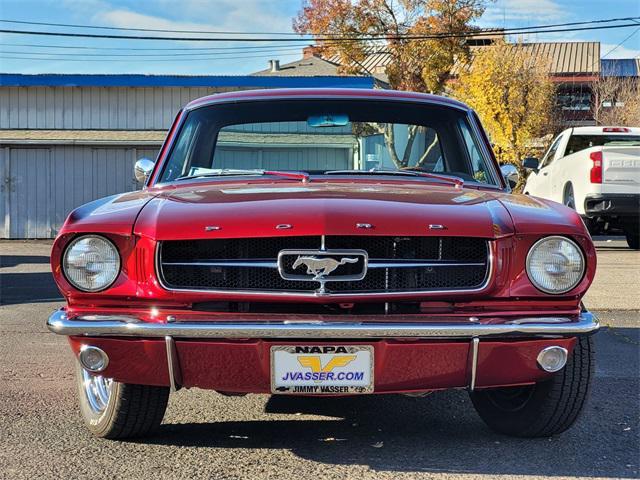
[
  {"left": 162, "top": 260, "right": 484, "bottom": 269},
  {"left": 163, "top": 260, "right": 278, "bottom": 268},
  {"left": 469, "top": 337, "right": 479, "bottom": 391},
  {"left": 48, "top": 310, "right": 599, "bottom": 339},
  {"left": 367, "top": 261, "right": 485, "bottom": 269},
  {"left": 156, "top": 240, "right": 494, "bottom": 298},
  {"left": 164, "top": 336, "right": 182, "bottom": 392}
]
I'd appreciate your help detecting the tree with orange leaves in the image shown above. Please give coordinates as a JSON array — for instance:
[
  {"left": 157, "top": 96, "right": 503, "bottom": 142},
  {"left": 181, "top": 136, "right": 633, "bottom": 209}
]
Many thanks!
[{"left": 293, "top": 0, "right": 489, "bottom": 93}]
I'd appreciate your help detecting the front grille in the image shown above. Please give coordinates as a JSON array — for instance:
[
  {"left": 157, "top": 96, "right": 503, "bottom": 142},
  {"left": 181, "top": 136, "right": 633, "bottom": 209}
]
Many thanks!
[{"left": 158, "top": 236, "right": 490, "bottom": 294}]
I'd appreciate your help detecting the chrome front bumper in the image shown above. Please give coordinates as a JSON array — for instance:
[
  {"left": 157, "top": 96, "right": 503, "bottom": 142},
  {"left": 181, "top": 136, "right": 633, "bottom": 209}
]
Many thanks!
[{"left": 47, "top": 309, "right": 599, "bottom": 339}]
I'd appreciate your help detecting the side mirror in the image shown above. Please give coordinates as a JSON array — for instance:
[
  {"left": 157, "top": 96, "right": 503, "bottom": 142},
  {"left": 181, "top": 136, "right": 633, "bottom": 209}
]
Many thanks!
[
  {"left": 500, "top": 164, "right": 519, "bottom": 189},
  {"left": 523, "top": 157, "right": 539, "bottom": 171},
  {"left": 134, "top": 158, "right": 155, "bottom": 184}
]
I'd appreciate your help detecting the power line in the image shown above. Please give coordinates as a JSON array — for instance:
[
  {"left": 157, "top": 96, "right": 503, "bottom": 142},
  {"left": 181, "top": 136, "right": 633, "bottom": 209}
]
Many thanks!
[
  {"left": 1, "top": 21, "right": 640, "bottom": 42},
  {"left": 601, "top": 27, "right": 640, "bottom": 58},
  {"left": 0, "top": 41, "right": 317, "bottom": 52},
  {"left": 0, "top": 51, "right": 304, "bottom": 62},
  {"left": 1, "top": 16, "right": 638, "bottom": 36},
  {"left": 0, "top": 18, "right": 307, "bottom": 36},
  {"left": 0, "top": 47, "right": 307, "bottom": 57}
]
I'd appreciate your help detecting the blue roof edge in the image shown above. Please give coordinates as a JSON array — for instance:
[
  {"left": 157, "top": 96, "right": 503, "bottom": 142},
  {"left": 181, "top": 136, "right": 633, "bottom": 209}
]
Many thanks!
[{"left": 0, "top": 73, "right": 376, "bottom": 88}]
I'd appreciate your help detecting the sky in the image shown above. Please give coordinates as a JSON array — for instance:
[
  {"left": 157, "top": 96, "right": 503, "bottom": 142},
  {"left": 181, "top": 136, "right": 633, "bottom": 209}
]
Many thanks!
[{"left": 0, "top": 0, "right": 638, "bottom": 75}]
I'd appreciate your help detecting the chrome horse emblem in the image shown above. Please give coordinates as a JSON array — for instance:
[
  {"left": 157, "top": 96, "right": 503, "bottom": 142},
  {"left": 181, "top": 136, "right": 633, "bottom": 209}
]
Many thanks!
[{"left": 292, "top": 256, "right": 359, "bottom": 280}]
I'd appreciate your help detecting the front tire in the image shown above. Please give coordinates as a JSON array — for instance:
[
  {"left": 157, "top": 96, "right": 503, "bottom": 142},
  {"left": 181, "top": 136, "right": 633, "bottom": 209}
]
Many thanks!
[
  {"left": 76, "top": 362, "right": 170, "bottom": 439},
  {"left": 470, "top": 336, "right": 593, "bottom": 437}
]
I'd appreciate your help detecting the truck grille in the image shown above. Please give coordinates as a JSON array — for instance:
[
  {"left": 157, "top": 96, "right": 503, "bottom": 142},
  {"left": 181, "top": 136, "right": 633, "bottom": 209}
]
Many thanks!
[{"left": 158, "top": 236, "right": 490, "bottom": 294}]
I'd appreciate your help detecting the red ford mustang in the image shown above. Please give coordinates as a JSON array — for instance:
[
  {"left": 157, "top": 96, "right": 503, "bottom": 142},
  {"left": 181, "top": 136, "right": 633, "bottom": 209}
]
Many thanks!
[{"left": 47, "top": 88, "right": 598, "bottom": 439}]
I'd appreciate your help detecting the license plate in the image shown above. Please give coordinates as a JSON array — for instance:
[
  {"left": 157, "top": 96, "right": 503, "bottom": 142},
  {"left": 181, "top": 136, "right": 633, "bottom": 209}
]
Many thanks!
[{"left": 271, "top": 345, "right": 374, "bottom": 394}]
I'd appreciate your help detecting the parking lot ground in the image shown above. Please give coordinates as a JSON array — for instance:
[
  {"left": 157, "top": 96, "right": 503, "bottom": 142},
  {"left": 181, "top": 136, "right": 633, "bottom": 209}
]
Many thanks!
[{"left": 0, "top": 239, "right": 638, "bottom": 479}]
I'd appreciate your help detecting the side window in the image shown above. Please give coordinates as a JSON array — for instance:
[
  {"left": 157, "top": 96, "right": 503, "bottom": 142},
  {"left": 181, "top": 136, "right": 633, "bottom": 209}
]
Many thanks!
[
  {"left": 541, "top": 136, "right": 561, "bottom": 168},
  {"left": 457, "top": 118, "right": 491, "bottom": 183},
  {"left": 161, "top": 119, "right": 200, "bottom": 181}
]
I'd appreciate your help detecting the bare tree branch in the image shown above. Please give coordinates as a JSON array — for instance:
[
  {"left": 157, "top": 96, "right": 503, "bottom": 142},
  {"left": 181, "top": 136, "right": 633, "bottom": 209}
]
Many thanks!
[
  {"left": 416, "top": 135, "right": 440, "bottom": 167},
  {"left": 383, "top": 124, "right": 403, "bottom": 168},
  {"left": 401, "top": 125, "right": 419, "bottom": 166}
]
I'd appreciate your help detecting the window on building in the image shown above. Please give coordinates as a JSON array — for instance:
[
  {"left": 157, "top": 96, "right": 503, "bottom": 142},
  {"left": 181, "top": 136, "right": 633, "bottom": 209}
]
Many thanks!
[{"left": 557, "top": 91, "right": 592, "bottom": 111}]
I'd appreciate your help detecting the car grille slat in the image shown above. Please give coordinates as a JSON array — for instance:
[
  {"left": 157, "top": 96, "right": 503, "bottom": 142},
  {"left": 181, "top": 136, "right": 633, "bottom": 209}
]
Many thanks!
[{"left": 159, "top": 236, "right": 490, "bottom": 294}]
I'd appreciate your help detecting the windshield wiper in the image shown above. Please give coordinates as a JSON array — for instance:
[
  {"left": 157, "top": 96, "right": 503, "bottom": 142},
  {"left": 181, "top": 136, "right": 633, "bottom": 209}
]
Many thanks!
[
  {"left": 176, "top": 169, "right": 309, "bottom": 183},
  {"left": 399, "top": 167, "right": 464, "bottom": 187},
  {"left": 324, "top": 168, "right": 463, "bottom": 188}
]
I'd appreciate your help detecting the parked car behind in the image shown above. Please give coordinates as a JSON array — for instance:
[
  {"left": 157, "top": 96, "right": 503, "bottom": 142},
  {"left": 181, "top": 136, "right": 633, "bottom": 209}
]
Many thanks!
[
  {"left": 524, "top": 126, "right": 640, "bottom": 249},
  {"left": 47, "top": 89, "right": 598, "bottom": 440}
]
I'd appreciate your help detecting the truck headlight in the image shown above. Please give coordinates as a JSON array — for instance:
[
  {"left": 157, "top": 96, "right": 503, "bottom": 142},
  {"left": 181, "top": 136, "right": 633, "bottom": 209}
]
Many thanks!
[
  {"left": 526, "top": 236, "right": 585, "bottom": 294},
  {"left": 62, "top": 235, "right": 120, "bottom": 292}
]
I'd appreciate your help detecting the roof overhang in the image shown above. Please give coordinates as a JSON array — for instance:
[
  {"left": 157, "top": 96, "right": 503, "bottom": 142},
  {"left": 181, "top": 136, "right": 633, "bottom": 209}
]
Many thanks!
[{"left": 0, "top": 73, "right": 377, "bottom": 89}]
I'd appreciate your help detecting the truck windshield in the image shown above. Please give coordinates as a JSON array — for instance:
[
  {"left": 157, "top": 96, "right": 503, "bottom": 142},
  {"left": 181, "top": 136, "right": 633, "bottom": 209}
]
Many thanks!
[
  {"left": 159, "top": 100, "right": 499, "bottom": 186},
  {"left": 565, "top": 134, "right": 640, "bottom": 155}
]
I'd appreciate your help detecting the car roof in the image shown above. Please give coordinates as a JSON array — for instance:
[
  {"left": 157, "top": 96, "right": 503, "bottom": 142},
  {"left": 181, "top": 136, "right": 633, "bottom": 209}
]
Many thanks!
[
  {"left": 565, "top": 126, "right": 640, "bottom": 135},
  {"left": 184, "top": 88, "right": 471, "bottom": 112}
]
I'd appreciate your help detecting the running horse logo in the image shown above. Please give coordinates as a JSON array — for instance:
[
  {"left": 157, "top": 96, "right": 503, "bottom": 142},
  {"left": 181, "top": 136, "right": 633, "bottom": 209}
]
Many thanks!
[{"left": 292, "top": 256, "right": 359, "bottom": 280}]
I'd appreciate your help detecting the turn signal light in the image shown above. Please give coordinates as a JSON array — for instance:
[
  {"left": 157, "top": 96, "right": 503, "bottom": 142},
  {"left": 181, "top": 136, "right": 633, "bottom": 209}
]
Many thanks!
[
  {"left": 79, "top": 346, "right": 109, "bottom": 372},
  {"left": 537, "top": 346, "right": 568, "bottom": 373},
  {"left": 589, "top": 151, "right": 602, "bottom": 184}
]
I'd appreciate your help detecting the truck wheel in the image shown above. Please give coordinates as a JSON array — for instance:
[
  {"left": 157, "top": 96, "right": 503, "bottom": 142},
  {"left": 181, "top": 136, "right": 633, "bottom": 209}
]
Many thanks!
[
  {"left": 563, "top": 184, "right": 576, "bottom": 210},
  {"left": 470, "top": 336, "right": 593, "bottom": 437},
  {"left": 76, "top": 362, "right": 170, "bottom": 439},
  {"left": 626, "top": 231, "right": 640, "bottom": 250}
]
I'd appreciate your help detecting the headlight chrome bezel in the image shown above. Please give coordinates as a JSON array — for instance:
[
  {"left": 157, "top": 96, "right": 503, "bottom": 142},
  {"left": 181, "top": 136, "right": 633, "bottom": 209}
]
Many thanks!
[
  {"left": 526, "top": 235, "right": 586, "bottom": 295},
  {"left": 62, "top": 234, "right": 121, "bottom": 293}
]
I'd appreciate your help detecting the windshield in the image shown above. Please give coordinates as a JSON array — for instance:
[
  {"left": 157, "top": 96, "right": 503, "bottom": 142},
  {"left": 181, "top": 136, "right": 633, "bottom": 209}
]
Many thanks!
[
  {"left": 565, "top": 134, "right": 640, "bottom": 155},
  {"left": 159, "top": 100, "right": 499, "bottom": 186}
]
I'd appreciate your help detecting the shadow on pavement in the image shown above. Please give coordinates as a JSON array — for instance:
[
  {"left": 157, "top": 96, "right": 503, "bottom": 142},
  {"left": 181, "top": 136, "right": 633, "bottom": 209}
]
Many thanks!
[
  {"left": 0, "top": 255, "right": 51, "bottom": 268},
  {"left": 147, "top": 326, "right": 639, "bottom": 478},
  {"left": 0, "top": 271, "right": 62, "bottom": 305}
]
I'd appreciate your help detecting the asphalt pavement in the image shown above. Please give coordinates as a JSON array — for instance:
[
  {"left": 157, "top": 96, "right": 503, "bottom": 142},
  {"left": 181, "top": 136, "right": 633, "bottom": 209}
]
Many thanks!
[{"left": 0, "top": 239, "right": 638, "bottom": 479}]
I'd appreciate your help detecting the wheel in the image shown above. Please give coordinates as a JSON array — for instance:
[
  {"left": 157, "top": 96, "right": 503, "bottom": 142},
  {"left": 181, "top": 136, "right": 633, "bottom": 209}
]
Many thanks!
[
  {"left": 470, "top": 336, "right": 593, "bottom": 437},
  {"left": 76, "top": 362, "right": 170, "bottom": 439},
  {"left": 626, "top": 232, "right": 640, "bottom": 250},
  {"left": 563, "top": 184, "right": 576, "bottom": 210}
]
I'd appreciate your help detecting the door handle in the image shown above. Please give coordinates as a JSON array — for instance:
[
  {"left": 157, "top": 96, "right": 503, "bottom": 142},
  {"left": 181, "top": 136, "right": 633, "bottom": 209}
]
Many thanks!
[{"left": 543, "top": 172, "right": 548, "bottom": 176}]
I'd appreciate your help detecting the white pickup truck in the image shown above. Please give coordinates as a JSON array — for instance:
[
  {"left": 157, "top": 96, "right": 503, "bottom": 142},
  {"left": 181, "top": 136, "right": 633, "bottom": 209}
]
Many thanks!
[{"left": 524, "top": 126, "right": 640, "bottom": 249}]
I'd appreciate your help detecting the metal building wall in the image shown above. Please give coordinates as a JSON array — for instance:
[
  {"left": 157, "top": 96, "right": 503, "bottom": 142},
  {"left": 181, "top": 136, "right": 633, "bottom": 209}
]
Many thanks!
[
  {"left": 1, "top": 145, "right": 158, "bottom": 238},
  {"left": 0, "top": 86, "right": 232, "bottom": 130},
  {"left": 215, "top": 146, "right": 350, "bottom": 171}
]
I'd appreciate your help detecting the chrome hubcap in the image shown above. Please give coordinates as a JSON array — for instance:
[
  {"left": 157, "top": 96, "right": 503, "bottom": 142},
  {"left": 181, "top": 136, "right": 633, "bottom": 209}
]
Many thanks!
[{"left": 81, "top": 368, "right": 113, "bottom": 414}]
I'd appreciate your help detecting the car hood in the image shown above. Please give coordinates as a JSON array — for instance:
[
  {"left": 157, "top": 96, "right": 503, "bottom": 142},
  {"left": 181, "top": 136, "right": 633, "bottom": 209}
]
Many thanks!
[
  {"left": 60, "top": 190, "right": 158, "bottom": 236},
  {"left": 133, "top": 181, "right": 517, "bottom": 240}
]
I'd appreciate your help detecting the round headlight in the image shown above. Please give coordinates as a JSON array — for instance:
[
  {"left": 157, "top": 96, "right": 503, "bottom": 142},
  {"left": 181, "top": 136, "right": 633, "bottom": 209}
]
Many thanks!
[
  {"left": 63, "top": 235, "right": 120, "bottom": 292},
  {"left": 526, "top": 236, "right": 585, "bottom": 294}
]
